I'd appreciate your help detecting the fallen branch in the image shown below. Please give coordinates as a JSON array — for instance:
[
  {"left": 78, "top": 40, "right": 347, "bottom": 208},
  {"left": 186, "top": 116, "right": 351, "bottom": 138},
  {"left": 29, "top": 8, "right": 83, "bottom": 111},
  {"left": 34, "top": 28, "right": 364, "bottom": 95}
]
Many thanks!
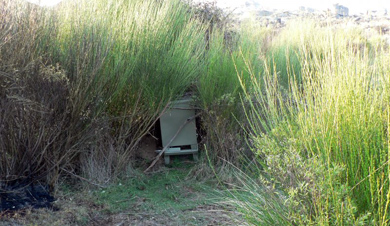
[
  {"left": 144, "top": 112, "right": 201, "bottom": 173},
  {"left": 61, "top": 168, "right": 107, "bottom": 189}
]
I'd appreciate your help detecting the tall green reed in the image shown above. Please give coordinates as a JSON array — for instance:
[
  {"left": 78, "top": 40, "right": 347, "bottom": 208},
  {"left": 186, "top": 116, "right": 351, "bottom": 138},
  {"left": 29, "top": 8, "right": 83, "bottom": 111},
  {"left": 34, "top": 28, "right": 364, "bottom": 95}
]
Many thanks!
[
  {"left": 1, "top": 0, "right": 209, "bottom": 184},
  {"left": 236, "top": 19, "right": 390, "bottom": 224},
  {"left": 197, "top": 17, "right": 268, "bottom": 162},
  {"left": 45, "top": 0, "right": 208, "bottom": 177}
]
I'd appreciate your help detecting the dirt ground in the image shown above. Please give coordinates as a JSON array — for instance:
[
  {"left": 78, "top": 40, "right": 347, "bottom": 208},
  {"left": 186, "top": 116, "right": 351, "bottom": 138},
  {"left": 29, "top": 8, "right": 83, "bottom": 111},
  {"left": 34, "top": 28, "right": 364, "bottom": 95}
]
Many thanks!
[
  {"left": 0, "top": 135, "right": 243, "bottom": 226},
  {"left": 0, "top": 203, "right": 238, "bottom": 226},
  {"left": 0, "top": 163, "right": 243, "bottom": 226}
]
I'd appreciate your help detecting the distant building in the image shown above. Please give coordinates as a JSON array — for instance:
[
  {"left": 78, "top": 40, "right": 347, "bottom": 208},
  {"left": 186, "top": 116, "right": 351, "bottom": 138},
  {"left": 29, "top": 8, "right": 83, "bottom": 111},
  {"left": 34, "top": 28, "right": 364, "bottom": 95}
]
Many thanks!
[{"left": 333, "top": 4, "right": 349, "bottom": 18}]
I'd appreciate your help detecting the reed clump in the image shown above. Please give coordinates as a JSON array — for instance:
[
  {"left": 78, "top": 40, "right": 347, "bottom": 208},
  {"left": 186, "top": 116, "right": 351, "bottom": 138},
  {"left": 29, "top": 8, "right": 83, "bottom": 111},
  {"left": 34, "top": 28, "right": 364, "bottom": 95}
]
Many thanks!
[
  {"left": 2, "top": 1, "right": 390, "bottom": 224},
  {"left": 232, "top": 19, "right": 390, "bottom": 225},
  {"left": 0, "top": 0, "right": 208, "bottom": 186}
]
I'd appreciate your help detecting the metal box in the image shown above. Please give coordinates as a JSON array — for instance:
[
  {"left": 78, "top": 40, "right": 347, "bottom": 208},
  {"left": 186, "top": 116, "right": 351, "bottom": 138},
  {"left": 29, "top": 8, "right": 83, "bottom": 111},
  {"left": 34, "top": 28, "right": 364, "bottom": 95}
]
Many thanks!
[{"left": 158, "top": 98, "right": 198, "bottom": 164}]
